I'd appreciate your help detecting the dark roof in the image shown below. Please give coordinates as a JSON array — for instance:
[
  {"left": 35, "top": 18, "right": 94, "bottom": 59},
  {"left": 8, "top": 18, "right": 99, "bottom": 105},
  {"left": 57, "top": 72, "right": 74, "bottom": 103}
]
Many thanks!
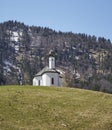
[{"left": 35, "top": 66, "right": 60, "bottom": 76}]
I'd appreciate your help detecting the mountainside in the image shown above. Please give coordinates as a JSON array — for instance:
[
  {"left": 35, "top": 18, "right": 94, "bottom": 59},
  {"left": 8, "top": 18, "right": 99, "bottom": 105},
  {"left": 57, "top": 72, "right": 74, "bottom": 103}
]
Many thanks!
[
  {"left": 0, "top": 20, "right": 112, "bottom": 93},
  {"left": 0, "top": 86, "right": 112, "bottom": 130}
]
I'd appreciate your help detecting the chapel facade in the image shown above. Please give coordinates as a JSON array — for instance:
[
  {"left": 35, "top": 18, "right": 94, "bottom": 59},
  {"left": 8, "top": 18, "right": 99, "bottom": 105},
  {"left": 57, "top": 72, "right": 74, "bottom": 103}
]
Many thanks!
[{"left": 33, "top": 51, "right": 62, "bottom": 86}]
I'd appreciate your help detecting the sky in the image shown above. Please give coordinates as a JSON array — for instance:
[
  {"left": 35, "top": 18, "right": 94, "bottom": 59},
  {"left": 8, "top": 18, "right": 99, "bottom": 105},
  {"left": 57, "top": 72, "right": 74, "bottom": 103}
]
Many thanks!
[{"left": 0, "top": 0, "right": 112, "bottom": 41}]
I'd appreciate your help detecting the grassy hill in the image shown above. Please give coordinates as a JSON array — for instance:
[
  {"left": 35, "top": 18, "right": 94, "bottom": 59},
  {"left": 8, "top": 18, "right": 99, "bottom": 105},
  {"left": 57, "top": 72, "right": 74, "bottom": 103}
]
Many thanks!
[{"left": 0, "top": 86, "right": 112, "bottom": 130}]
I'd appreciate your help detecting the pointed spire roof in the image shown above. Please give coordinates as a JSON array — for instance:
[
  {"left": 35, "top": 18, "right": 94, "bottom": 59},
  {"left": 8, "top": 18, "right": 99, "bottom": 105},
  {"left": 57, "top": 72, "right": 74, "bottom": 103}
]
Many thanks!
[{"left": 49, "top": 50, "right": 55, "bottom": 57}]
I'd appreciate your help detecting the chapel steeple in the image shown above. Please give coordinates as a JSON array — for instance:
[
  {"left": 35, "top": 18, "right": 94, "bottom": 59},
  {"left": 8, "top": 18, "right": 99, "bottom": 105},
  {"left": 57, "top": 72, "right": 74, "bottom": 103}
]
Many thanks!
[{"left": 49, "top": 50, "right": 55, "bottom": 69}]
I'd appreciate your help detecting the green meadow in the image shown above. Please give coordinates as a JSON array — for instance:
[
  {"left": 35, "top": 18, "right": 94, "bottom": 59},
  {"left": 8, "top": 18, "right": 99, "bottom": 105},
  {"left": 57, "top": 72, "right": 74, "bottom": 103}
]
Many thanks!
[{"left": 0, "top": 86, "right": 112, "bottom": 130}]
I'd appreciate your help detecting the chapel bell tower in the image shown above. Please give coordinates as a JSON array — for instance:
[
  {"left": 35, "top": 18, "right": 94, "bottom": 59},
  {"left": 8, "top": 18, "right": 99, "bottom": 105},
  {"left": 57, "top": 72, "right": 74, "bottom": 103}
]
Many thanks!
[{"left": 49, "top": 50, "right": 55, "bottom": 69}]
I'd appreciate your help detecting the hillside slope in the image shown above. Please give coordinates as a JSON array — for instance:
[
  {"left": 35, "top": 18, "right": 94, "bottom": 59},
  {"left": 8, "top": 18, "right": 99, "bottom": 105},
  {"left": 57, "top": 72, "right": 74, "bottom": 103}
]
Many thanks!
[
  {"left": 0, "top": 20, "right": 112, "bottom": 93},
  {"left": 0, "top": 86, "right": 112, "bottom": 130}
]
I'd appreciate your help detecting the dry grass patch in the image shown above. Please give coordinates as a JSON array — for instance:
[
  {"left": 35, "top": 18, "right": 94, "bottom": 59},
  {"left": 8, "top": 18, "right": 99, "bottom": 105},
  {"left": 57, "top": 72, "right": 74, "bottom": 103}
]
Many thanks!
[{"left": 0, "top": 85, "right": 112, "bottom": 130}]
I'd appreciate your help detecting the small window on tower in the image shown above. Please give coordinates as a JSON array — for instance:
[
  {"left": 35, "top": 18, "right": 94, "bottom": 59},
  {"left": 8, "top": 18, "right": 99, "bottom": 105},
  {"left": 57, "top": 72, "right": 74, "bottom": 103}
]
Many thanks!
[{"left": 51, "top": 78, "right": 54, "bottom": 85}]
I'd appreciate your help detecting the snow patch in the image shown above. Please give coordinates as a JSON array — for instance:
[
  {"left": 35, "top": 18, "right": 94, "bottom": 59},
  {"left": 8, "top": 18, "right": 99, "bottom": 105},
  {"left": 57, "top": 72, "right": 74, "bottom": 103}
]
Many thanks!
[
  {"left": 19, "top": 32, "right": 22, "bottom": 36},
  {"left": 73, "top": 70, "right": 80, "bottom": 79},
  {"left": 13, "top": 32, "right": 18, "bottom": 37},
  {"left": 15, "top": 45, "right": 19, "bottom": 51},
  {"left": 89, "top": 54, "right": 92, "bottom": 59},
  {"left": 75, "top": 56, "right": 79, "bottom": 60},
  {"left": 3, "top": 60, "right": 21, "bottom": 76},
  {"left": 4, "top": 60, "right": 18, "bottom": 69},
  {"left": 3, "top": 66, "right": 11, "bottom": 75},
  {"left": 10, "top": 31, "right": 19, "bottom": 42},
  {"left": 72, "top": 47, "right": 76, "bottom": 50},
  {"left": 4, "top": 60, "right": 13, "bottom": 66},
  {"left": 75, "top": 72, "right": 80, "bottom": 79}
]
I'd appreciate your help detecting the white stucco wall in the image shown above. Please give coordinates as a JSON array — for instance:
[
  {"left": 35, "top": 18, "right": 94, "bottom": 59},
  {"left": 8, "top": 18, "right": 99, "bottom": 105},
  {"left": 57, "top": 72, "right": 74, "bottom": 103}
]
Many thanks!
[
  {"left": 33, "top": 76, "right": 42, "bottom": 86},
  {"left": 42, "top": 72, "right": 61, "bottom": 86},
  {"left": 33, "top": 72, "right": 62, "bottom": 87},
  {"left": 49, "top": 57, "right": 55, "bottom": 69}
]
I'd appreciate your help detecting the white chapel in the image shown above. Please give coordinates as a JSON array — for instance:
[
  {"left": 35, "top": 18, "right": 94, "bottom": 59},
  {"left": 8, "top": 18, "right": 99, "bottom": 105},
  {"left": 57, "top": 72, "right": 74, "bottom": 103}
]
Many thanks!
[{"left": 33, "top": 51, "right": 62, "bottom": 86}]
